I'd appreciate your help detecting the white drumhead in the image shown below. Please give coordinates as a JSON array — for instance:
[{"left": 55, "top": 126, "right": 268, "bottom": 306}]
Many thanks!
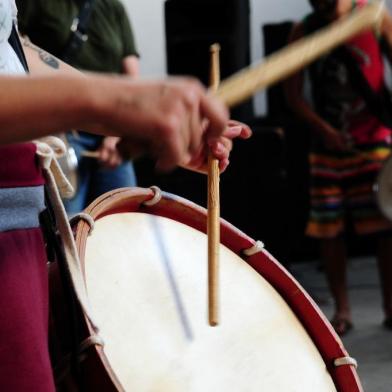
[{"left": 85, "top": 213, "right": 336, "bottom": 391}]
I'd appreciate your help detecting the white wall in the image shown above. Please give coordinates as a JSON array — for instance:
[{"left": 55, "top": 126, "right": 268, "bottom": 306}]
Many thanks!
[
  {"left": 122, "top": 0, "right": 167, "bottom": 78},
  {"left": 250, "top": 0, "right": 310, "bottom": 113},
  {"left": 122, "top": 0, "right": 392, "bottom": 114}
]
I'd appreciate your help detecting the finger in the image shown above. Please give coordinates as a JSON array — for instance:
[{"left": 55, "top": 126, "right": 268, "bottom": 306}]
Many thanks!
[
  {"left": 153, "top": 114, "right": 188, "bottom": 171},
  {"left": 208, "top": 135, "right": 233, "bottom": 151},
  {"left": 188, "top": 143, "right": 206, "bottom": 167},
  {"left": 199, "top": 93, "right": 229, "bottom": 138},
  {"left": 211, "top": 142, "right": 231, "bottom": 161},
  {"left": 109, "top": 152, "right": 121, "bottom": 168},
  {"left": 226, "top": 121, "right": 253, "bottom": 139},
  {"left": 154, "top": 135, "right": 192, "bottom": 172},
  {"left": 98, "top": 147, "right": 109, "bottom": 163},
  {"left": 188, "top": 106, "right": 204, "bottom": 155},
  {"left": 219, "top": 158, "right": 230, "bottom": 173}
]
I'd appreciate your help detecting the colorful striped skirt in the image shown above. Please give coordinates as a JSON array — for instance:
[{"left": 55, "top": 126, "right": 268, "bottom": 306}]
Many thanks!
[{"left": 307, "top": 138, "right": 392, "bottom": 238}]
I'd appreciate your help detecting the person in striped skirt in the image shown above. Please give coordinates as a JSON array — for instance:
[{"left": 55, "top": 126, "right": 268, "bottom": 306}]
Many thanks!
[{"left": 286, "top": 0, "right": 392, "bottom": 335}]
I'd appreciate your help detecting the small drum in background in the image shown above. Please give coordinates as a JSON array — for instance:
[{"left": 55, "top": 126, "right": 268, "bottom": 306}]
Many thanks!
[{"left": 49, "top": 187, "right": 362, "bottom": 391}]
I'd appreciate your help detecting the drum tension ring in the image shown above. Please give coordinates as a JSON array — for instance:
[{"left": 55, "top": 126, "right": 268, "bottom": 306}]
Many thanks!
[
  {"left": 143, "top": 186, "right": 162, "bottom": 206},
  {"left": 78, "top": 334, "right": 105, "bottom": 362},
  {"left": 334, "top": 356, "right": 358, "bottom": 369},
  {"left": 243, "top": 240, "right": 265, "bottom": 257},
  {"left": 69, "top": 212, "right": 95, "bottom": 235}
]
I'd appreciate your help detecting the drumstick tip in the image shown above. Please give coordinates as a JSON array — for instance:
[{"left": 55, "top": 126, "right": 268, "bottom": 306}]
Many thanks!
[{"left": 210, "top": 43, "right": 221, "bottom": 53}]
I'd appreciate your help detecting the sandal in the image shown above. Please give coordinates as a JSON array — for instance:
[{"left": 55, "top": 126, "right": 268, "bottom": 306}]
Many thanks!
[{"left": 330, "top": 316, "right": 353, "bottom": 336}]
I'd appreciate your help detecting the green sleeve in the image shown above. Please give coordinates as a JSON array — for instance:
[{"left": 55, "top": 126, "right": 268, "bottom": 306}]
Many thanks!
[
  {"left": 15, "top": 0, "right": 38, "bottom": 36},
  {"left": 116, "top": 3, "right": 139, "bottom": 58}
]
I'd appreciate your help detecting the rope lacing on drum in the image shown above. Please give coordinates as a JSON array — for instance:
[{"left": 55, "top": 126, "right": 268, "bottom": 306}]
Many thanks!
[
  {"left": 79, "top": 335, "right": 105, "bottom": 356},
  {"left": 334, "top": 356, "right": 358, "bottom": 369},
  {"left": 69, "top": 213, "right": 95, "bottom": 235},
  {"left": 143, "top": 186, "right": 162, "bottom": 206},
  {"left": 34, "top": 138, "right": 100, "bottom": 333},
  {"left": 243, "top": 240, "right": 265, "bottom": 256},
  {"left": 35, "top": 136, "right": 75, "bottom": 198}
]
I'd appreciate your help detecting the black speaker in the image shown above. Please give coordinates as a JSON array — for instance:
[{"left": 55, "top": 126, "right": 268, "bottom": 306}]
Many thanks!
[
  {"left": 262, "top": 22, "right": 294, "bottom": 120},
  {"left": 165, "top": 0, "right": 253, "bottom": 122},
  {"left": 262, "top": 22, "right": 316, "bottom": 262},
  {"left": 220, "top": 124, "right": 290, "bottom": 264}
]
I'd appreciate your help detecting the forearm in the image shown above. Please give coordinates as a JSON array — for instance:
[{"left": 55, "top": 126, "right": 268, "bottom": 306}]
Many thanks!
[
  {"left": 284, "top": 22, "right": 335, "bottom": 137},
  {"left": 21, "top": 36, "right": 83, "bottom": 76},
  {"left": 290, "top": 97, "right": 335, "bottom": 136},
  {"left": 0, "top": 74, "right": 99, "bottom": 143}
]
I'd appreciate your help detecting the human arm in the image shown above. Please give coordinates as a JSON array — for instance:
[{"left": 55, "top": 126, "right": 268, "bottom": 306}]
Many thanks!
[
  {"left": 17, "top": 35, "right": 244, "bottom": 173},
  {"left": 100, "top": 54, "right": 140, "bottom": 168},
  {"left": 98, "top": 48, "right": 248, "bottom": 172},
  {"left": 284, "top": 22, "right": 348, "bottom": 151},
  {"left": 99, "top": 38, "right": 141, "bottom": 168},
  {"left": 21, "top": 35, "right": 82, "bottom": 75},
  {"left": 0, "top": 71, "right": 232, "bottom": 172}
]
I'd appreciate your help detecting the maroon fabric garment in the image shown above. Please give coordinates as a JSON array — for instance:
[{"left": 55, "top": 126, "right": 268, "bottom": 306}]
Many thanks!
[
  {"left": 0, "top": 144, "right": 44, "bottom": 188},
  {"left": 0, "top": 143, "right": 55, "bottom": 391},
  {"left": 0, "top": 229, "right": 55, "bottom": 391}
]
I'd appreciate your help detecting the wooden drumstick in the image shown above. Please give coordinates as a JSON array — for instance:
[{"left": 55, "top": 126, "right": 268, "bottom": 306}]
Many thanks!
[
  {"left": 81, "top": 150, "right": 100, "bottom": 159},
  {"left": 215, "top": 1, "right": 384, "bottom": 107},
  {"left": 208, "top": 43, "right": 221, "bottom": 327}
]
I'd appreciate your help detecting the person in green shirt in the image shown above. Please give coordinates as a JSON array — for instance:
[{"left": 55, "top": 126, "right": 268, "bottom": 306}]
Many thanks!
[{"left": 17, "top": 0, "right": 140, "bottom": 213}]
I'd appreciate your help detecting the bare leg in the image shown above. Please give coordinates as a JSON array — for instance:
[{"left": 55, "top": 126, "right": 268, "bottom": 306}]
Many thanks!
[
  {"left": 320, "top": 237, "right": 352, "bottom": 334},
  {"left": 376, "top": 235, "right": 392, "bottom": 322}
]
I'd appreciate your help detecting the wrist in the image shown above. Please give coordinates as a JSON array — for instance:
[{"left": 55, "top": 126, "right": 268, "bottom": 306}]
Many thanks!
[
  {"left": 79, "top": 74, "right": 112, "bottom": 129},
  {"left": 76, "top": 74, "right": 124, "bottom": 135}
]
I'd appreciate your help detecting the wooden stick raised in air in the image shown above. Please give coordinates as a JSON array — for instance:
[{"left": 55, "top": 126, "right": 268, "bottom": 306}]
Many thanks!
[
  {"left": 215, "top": 1, "right": 384, "bottom": 107},
  {"left": 208, "top": 43, "right": 221, "bottom": 327}
]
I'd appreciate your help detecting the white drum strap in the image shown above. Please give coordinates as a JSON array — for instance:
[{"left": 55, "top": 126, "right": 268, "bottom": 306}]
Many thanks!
[
  {"left": 243, "top": 240, "right": 265, "bottom": 256},
  {"left": 35, "top": 139, "right": 100, "bottom": 334},
  {"left": 35, "top": 137, "right": 75, "bottom": 198},
  {"left": 334, "top": 356, "right": 358, "bottom": 369}
]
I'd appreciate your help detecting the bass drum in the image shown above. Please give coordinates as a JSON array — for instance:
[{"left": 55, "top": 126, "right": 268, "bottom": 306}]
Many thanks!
[
  {"left": 49, "top": 187, "right": 362, "bottom": 391},
  {"left": 375, "top": 153, "right": 392, "bottom": 221}
]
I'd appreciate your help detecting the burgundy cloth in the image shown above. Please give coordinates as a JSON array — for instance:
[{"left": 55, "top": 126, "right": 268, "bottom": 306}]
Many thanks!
[
  {"left": 0, "top": 143, "right": 45, "bottom": 188},
  {"left": 0, "top": 228, "right": 55, "bottom": 391},
  {"left": 0, "top": 142, "right": 54, "bottom": 390}
]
